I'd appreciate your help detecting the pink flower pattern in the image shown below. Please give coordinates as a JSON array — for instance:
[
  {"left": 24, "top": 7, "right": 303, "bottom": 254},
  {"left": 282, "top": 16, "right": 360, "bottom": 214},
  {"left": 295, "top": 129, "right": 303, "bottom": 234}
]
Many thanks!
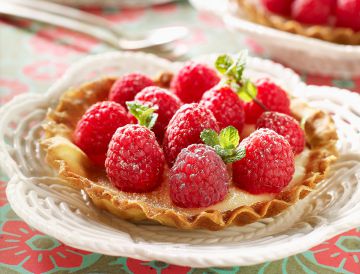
[
  {"left": 311, "top": 229, "right": 360, "bottom": 272},
  {"left": 0, "top": 221, "right": 90, "bottom": 273}
]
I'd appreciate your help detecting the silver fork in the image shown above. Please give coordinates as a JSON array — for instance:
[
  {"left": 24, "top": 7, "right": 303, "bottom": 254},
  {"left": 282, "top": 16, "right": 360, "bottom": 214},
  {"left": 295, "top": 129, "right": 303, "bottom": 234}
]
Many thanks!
[{"left": 0, "top": 0, "right": 189, "bottom": 59}]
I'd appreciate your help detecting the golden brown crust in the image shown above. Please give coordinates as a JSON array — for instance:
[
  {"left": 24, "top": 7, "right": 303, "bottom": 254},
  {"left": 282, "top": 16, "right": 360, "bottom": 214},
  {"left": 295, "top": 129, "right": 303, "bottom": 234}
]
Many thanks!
[
  {"left": 234, "top": 0, "right": 360, "bottom": 45},
  {"left": 41, "top": 77, "right": 338, "bottom": 230},
  {"left": 44, "top": 77, "right": 116, "bottom": 140},
  {"left": 153, "top": 71, "right": 174, "bottom": 88}
]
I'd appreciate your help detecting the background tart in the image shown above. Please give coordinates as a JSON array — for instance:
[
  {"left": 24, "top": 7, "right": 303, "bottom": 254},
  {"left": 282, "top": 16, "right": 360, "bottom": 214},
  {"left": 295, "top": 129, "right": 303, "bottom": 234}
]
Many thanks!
[
  {"left": 41, "top": 75, "right": 338, "bottom": 231},
  {"left": 233, "top": 0, "right": 360, "bottom": 45}
]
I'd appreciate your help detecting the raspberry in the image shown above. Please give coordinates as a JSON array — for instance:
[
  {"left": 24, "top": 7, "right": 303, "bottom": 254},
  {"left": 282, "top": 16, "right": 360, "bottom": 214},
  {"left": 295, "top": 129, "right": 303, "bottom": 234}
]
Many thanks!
[
  {"left": 233, "top": 128, "right": 295, "bottom": 194},
  {"left": 169, "top": 144, "right": 229, "bottom": 208},
  {"left": 244, "top": 78, "right": 291, "bottom": 124},
  {"left": 256, "top": 111, "right": 305, "bottom": 154},
  {"left": 291, "top": 0, "right": 333, "bottom": 25},
  {"left": 74, "top": 101, "right": 130, "bottom": 166},
  {"left": 109, "top": 73, "right": 154, "bottom": 107},
  {"left": 336, "top": 0, "right": 360, "bottom": 31},
  {"left": 200, "top": 86, "right": 245, "bottom": 133},
  {"left": 171, "top": 62, "right": 220, "bottom": 103},
  {"left": 134, "top": 86, "right": 182, "bottom": 141},
  {"left": 105, "top": 124, "right": 165, "bottom": 193},
  {"left": 261, "top": 0, "right": 293, "bottom": 16},
  {"left": 163, "top": 103, "right": 219, "bottom": 166}
]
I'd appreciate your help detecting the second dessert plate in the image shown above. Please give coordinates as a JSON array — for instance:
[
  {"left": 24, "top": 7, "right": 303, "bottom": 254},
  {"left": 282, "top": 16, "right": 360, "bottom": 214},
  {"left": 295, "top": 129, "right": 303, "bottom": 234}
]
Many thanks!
[
  {"left": 190, "top": 0, "right": 360, "bottom": 77},
  {"left": 1, "top": 52, "right": 360, "bottom": 267}
]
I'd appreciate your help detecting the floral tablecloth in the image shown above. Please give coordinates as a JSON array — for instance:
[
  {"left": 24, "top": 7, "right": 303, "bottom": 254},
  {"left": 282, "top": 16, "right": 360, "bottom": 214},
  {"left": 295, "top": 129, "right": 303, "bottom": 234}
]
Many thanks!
[{"left": 0, "top": 1, "right": 359, "bottom": 273}]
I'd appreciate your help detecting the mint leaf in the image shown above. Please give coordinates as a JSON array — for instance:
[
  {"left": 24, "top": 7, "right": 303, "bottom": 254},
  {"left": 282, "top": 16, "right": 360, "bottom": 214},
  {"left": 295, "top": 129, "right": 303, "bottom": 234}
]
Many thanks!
[
  {"left": 200, "top": 129, "right": 220, "bottom": 147},
  {"left": 215, "top": 145, "right": 246, "bottom": 163},
  {"left": 232, "top": 51, "right": 247, "bottom": 82},
  {"left": 147, "top": 113, "right": 158, "bottom": 130},
  {"left": 229, "top": 81, "right": 241, "bottom": 94},
  {"left": 126, "top": 101, "right": 158, "bottom": 129},
  {"left": 219, "top": 126, "right": 239, "bottom": 149},
  {"left": 214, "top": 51, "right": 261, "bottom": 107},
  {"left": 237, "top": 79, "right": 257, "bottom": 102},
  {"left": 215, "top": 54, "right": 234, "bottom": 75},
  {"left": 214, "top": 145, "right": 233, "bottom": 158},
  {"left": 200, "top": 126, "right": 245, "bottom": 163},
  {"left": 223, "top": 146, "right": 246, "bottom": 163}
]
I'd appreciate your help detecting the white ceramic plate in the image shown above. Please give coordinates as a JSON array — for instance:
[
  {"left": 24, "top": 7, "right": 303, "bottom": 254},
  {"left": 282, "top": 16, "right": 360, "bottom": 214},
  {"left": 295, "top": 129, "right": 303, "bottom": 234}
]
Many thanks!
[
  {"left": 1, "top": 52, "right": 360, "bottom": 267},
  {"left": 190, "top": 0, "right": 360, "bottom": 78}
]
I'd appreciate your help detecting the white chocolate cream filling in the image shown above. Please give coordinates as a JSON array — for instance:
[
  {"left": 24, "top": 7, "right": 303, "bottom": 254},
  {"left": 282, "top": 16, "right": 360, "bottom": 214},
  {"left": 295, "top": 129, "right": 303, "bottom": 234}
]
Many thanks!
[{"left": 241, "top": 124, "right": 256, "bottom": 139}]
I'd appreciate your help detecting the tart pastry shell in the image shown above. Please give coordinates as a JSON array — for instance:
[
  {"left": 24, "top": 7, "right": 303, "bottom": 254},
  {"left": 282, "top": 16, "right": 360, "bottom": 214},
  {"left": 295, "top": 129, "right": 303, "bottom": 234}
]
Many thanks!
[
  {"left": 234, "top": 0, "right": 360, "bottom": 45},
  {"left": 41, "top": 77, "right": 338, "bottom": 230}
]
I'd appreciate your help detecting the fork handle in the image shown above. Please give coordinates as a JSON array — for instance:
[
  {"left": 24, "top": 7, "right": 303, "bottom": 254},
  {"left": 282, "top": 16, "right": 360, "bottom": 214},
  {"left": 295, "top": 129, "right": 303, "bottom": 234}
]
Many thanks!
[
  {"left": 6, "top": 0, "right": 121, "bottom": 35},
  {"left": 0, "top": 2, "right": 119, "bottom": 48}
]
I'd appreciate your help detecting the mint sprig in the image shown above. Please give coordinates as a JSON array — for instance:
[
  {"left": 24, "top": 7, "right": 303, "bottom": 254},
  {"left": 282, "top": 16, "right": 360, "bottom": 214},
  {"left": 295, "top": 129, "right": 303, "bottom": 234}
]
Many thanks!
[
  {"left": 126, "top": 101, "right": 158, "bottom": 129},
  {"left": 201, "top": 126, "right": 246, "bottom": 164},
  {"left": 238, "top": 79, "right": 257, "bottom": 102},
  {"left": 215, "top": 51, "right": 268, "bottom": 110},
  {"left": 215, "top": 51, "right": 246, "bottom": 83},
  {"left": 215, "top": 54, "right": 234, "bottom": 75},
  {"left": 200, "top": 129, "right": 219, "bottom": 147}
]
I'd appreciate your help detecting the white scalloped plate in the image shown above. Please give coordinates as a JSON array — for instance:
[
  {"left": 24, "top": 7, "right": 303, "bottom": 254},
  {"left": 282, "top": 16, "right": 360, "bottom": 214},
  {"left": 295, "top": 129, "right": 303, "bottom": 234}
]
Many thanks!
[
  {"left": 1, "top": 52, "right": 360, "bottom": 267},
  {"left": 190, "top": 0, "right": 360, "bottom": 78}
]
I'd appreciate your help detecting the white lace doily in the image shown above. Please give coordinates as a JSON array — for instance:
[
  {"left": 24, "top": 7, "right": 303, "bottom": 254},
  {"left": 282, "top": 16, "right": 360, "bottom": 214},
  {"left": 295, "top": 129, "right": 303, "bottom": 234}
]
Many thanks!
[{"left": 0, "top": 52, "right": 359, "bottom": 267}]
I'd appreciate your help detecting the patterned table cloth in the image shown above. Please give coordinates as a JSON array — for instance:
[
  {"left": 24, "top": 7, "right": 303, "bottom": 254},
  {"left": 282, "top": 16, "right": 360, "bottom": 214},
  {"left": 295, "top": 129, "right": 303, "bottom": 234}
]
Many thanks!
[{"left": 0, "top": 1, "right": 359, "bottom": 273}]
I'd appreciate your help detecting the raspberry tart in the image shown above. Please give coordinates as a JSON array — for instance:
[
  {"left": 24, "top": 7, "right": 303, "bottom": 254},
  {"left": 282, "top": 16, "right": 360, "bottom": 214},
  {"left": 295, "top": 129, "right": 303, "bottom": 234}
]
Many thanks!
[
  {"left": 41, "top": 53, "right": 338, "bottom": 230},
  {"left": 233, "top": 0, "right": 360, "bottom": 45}
]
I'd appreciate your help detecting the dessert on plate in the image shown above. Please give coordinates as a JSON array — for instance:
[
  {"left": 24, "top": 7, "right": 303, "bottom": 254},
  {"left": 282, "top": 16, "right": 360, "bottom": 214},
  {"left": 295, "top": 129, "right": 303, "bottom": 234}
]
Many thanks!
[
  {"left": 41, "top": 53, "right": 338, "bottom": 230},
  {"left": 233, "top": 0, "right": 360, "bottom": 45}
]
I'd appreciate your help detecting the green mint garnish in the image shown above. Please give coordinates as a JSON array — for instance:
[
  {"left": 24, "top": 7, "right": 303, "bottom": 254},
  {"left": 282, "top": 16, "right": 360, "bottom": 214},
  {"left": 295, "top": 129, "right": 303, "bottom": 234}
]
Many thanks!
[
  {"left": 219, "top": 125, "right": 240, "bottom": 149},
  {"left": 215, "top": 54, "right": 234, "bottom": 75},
  {"left": 214, "top": 51, "right": 269, "bottom": 110},
  {"left": 200, "top": 126, "right": 246, "bottom": 164},
  {"left": 238, "top": 79, "right": 257, "bottom": 102},
  {"left": 215, "top": 51, "right": 246, "bottom": 82},
  {"left": 200, "top": 129, "right": 220, "bottom": 147},
  {"left": 233, "top": 50, "right": 247, "bottom": 82},
  {"left": 126, "top": 101, "right": 158, "bottom": 129}
]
